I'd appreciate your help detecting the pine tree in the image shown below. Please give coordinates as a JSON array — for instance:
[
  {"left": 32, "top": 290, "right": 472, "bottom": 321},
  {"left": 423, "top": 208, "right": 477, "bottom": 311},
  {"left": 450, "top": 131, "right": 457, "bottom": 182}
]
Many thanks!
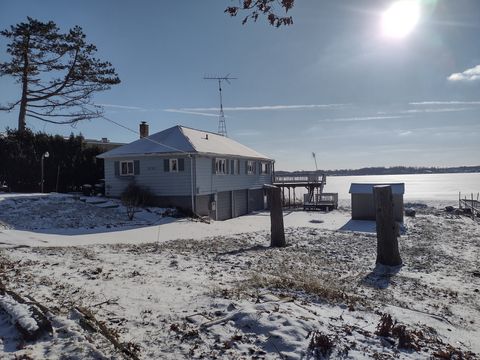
[{"left": 0, "top": 17, "right": 120, "bottom": 131}]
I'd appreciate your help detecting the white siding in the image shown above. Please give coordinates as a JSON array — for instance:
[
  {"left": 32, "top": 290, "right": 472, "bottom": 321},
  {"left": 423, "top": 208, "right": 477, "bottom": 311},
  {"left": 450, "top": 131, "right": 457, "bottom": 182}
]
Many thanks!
[
  {"left": 104, "top": 155, "right": 273, "bottom": 201},
  {"left": 195, "top": 155, "right": 273, "bottom": 195},
  {"left": 105, "top": 156, "right": 192, "bottom": 197}
]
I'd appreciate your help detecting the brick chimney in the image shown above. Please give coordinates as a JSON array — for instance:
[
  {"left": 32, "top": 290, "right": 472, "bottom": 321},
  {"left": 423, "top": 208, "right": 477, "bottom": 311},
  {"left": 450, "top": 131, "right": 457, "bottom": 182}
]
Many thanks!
[{"left": 139, "top": 121, "right": 149, "bottom": 138}]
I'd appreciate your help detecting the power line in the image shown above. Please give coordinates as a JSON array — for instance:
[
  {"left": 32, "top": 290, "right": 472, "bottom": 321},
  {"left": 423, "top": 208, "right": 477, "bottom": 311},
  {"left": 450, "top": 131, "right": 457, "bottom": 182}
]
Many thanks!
[
  {"left": 98, "top": 113, "right": 189, "bottom": 154},
  {"left": 96, "top": 112, "right": 196, "bottom": 218}
]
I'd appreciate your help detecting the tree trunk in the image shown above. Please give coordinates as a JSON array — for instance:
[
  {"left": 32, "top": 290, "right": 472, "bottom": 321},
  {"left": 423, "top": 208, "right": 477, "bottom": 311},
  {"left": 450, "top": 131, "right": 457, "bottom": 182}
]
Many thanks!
[
  {"left": 267, "top": 186, "right": 286, "bottom": 247},
  {"left": 374, "top": 185, "right": 402, "bottom": 266},
  {"left": 18, "top": 36, "right": 30, "bottom": 132}
]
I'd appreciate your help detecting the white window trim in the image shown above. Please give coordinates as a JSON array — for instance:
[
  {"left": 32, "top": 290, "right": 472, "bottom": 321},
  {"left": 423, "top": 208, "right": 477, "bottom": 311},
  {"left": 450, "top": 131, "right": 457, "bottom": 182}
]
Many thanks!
[
  {"left": 216, "top": 158, "right": 227, "bottom": 175},
  {"left": 169, "top": 158, "right": 179, "bottom": 172},
  {"left": 261, "top": 162, "right": 269, "bottom": 175},
  {"left": 120, "top": 160, "right": 134, "bottom": 176},
  {"left": 247, "top": 160, "right": 255, "bottom": 175}
]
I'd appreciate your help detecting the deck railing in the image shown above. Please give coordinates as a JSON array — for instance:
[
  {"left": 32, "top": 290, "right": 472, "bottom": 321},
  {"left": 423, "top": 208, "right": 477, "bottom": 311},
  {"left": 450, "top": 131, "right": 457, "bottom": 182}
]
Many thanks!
[
  {"left": 304, "top": 192, "right": 338, "bottom": 204},
  {"left": 274, "top": 174, "right": 326, "bottom": 184}
]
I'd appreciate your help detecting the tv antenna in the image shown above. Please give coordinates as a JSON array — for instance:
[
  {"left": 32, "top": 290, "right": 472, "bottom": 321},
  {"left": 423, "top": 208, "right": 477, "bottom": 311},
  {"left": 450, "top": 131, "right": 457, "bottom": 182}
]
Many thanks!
[
  {"left": 204, "top": 74, "right": 237, "bottom": 137},
  {"left": 312, "top": 152, "right": 318, "bottom": 171}
]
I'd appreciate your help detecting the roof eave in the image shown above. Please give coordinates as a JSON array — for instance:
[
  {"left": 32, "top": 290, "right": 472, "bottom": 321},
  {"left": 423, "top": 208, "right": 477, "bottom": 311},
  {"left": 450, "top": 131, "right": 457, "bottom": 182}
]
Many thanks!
[
  {"left": 97, "top": 151, "right": 197, "bottom": 159},
  {"left": 195, "top": 151, "right": 273, "bottom": 161}
]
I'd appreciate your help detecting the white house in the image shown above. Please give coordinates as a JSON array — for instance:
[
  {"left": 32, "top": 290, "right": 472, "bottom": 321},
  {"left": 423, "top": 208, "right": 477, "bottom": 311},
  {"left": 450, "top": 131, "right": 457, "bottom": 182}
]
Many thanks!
[{"left": 97, "top": 124, "right": 274, "bottom": 220}]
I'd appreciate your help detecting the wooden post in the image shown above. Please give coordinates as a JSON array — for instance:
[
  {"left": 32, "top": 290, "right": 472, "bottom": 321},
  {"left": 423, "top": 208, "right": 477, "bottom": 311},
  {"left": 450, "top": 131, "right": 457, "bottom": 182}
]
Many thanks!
[
  {"left": 471, "top": 193, "right": 475, "bottom": 220},
  {"left": 374, "top": 185, "right": 402, "bottom": 266},
  {"left": 266, "top": 186, "right": 286, "bottom": 248},
  {"left": 55, "top": 164, "right": 60, "bottom": 193},
  {"left": 288, "top": 187, "right": 291, "bottom": 208}
]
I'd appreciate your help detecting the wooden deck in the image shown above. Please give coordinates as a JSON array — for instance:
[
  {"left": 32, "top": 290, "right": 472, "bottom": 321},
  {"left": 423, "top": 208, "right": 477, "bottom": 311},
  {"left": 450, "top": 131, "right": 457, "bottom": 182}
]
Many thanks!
[
  {"left": 274, "top": 174, "right": 326, "bottom": 187},
  {"left": 273, "top": 173, "right": 338, "bottom": 210}
]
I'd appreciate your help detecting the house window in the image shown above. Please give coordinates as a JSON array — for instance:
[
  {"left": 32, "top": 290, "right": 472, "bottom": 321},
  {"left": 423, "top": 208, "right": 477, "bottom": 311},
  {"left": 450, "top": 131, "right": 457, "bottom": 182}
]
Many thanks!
[
  {"left": 261, "top": 162, "right": 270, "bottom": 174},
  {"left": 169, "top": 158, "right": 178, "bottom": 172},
  {"left": 120, "top": 160, "right": 134, "bottom": 176},
  {"left": 164, "top": 158, "right": 184, "bottom": 172},
  {"left": 247, "top": 160, "right": 255, "bottom": 175},
  {"left": 215, "top": 158, "right": 227, "bottom": 174}
]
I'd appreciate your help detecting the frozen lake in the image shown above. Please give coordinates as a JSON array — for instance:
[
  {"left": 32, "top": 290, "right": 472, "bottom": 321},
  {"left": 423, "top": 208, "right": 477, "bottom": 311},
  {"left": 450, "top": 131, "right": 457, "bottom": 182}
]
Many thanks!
[{"left": 320, "top": 172, "right": 480, "bottom": 201}]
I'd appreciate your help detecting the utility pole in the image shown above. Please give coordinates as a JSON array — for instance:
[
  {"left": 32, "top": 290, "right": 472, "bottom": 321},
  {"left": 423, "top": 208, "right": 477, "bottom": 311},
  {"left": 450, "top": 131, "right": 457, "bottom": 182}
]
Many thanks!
[
  {"left": 41, "top": 151, "right": 49, "bottom": 193},
  {"left": 204, "top": 74, "right": 237, "bottom": 137}
]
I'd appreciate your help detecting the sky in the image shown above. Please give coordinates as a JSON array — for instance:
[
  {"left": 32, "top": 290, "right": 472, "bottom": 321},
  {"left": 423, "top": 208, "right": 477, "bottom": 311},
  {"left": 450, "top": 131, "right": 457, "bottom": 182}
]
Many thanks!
[{"left": 0, "top": 0, "right": 479, "bottom": 171}]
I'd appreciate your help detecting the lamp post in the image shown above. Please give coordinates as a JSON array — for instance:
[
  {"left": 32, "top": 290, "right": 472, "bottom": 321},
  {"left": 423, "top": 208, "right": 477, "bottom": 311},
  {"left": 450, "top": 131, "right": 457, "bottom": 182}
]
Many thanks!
[{"left": 41, "top": 151, "right": 50, "bottom": 193}]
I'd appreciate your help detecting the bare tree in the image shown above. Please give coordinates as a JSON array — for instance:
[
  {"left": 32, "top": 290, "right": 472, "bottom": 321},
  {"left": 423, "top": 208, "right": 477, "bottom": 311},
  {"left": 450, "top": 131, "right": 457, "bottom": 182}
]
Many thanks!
[
  {"left": 0, "top": 17, "right": 120, "bottom": 132},
  {"left": 225, "top": 0, "right": 295, "bottom": 27}
]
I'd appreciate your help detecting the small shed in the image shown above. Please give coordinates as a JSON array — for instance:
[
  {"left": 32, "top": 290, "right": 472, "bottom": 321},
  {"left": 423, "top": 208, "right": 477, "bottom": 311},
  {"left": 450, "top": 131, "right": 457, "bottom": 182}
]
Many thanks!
[{"left": 349, "top": 183, "right": 405, "bottom": 222}]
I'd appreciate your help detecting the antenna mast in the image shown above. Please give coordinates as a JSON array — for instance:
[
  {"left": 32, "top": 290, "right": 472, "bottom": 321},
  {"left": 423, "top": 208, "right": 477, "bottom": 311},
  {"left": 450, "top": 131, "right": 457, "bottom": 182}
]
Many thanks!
[
  {"left": 204, "top": 74, "right": 237, "bottom": 137},
  {"left": 312, "top": 152, "right": 318, "bottom": 172}
]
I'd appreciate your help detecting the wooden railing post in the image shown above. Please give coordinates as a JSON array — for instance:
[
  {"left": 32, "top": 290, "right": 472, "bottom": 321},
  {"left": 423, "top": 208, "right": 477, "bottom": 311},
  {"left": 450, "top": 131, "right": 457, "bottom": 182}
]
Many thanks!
[
  {"left": 374, "top": 185, "right": 402, "bottom": 266},
  {"left": 266, "top": 185, "right": 286, "bottom": 248}
]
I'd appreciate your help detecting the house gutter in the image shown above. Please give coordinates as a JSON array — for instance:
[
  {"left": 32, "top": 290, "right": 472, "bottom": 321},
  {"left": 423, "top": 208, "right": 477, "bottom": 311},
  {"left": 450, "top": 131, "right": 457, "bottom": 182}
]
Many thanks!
[{"left": 189, "top": 154, "right": 195, "bottom": 214}]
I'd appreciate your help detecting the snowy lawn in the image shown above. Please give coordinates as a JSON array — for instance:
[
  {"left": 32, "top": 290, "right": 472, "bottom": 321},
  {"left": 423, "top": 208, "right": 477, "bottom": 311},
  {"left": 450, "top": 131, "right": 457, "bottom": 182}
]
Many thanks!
[{"left": 0, "top": 193, "right": 479, "bottom": 359}]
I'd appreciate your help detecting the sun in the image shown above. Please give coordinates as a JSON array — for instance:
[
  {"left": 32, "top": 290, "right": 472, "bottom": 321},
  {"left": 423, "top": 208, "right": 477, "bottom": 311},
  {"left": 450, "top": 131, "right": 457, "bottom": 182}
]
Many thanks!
[{"left": 381, "top": 1, "right": 421, "bottom": 39}]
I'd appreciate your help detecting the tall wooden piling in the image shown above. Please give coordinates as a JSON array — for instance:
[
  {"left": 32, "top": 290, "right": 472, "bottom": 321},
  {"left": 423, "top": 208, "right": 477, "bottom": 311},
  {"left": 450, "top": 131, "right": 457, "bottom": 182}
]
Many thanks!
[
  {"left": 266, "top": 185, "right": 286, "bottom": 248},
  {"left": 374, "top": 185, "right": 402, "bottom": 266}
]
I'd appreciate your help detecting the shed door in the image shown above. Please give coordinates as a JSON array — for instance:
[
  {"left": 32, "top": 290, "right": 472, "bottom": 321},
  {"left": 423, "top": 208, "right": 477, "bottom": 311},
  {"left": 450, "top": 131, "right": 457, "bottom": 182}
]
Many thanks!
[
  {"left": 234, "top": 190, "right": 248, "bottom": 217},
  {"left": 216, "top": 191, "right": 232, "bottom": 220}
]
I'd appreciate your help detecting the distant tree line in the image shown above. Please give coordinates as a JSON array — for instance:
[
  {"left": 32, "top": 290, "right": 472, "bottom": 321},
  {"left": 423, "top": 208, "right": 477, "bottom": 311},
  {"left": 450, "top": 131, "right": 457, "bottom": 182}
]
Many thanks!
[
  {"left": 0, "top": 129, "right": 104, "bottom": 192},
  {"left": 277, "top": 165, "right": 480, "bottom": 177}
]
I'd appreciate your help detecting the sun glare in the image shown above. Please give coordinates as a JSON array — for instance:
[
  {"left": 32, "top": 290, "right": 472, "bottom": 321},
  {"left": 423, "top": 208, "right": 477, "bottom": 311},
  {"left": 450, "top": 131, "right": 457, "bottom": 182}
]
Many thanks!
[{"left": 381, "top": 1, "right": 421, "bottom": 39}]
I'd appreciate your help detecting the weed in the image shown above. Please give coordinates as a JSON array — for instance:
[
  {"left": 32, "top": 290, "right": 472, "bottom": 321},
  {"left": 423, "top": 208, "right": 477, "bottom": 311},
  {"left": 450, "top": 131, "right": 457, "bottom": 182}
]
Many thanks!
[
  {"left": 375, "top": 313, "right": 394, "bottom": 337},
  {"left": 308, "top": 330, "right": 335, "bottom": 359}
]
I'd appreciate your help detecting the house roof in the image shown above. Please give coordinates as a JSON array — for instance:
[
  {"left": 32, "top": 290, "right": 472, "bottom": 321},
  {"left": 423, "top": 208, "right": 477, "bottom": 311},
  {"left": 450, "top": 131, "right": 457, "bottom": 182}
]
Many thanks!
[
  {"left": 349, "top": 183, "right": 405, "bottom": 195},
  {"left": 97, "top": 125, "right": 272, "bottom": 160}
]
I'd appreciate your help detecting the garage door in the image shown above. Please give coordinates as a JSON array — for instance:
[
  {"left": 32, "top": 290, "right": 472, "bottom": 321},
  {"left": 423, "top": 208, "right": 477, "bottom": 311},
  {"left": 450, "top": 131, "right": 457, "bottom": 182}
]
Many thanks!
[
  {"left": 248, "top": 189, "right": 265, "bottom": 212},
  {"left": 216, "top": 191, "right": 232, "bottom": 220},
  {"left": 233, "top": 190, "right": 248, "bottom": 217}
]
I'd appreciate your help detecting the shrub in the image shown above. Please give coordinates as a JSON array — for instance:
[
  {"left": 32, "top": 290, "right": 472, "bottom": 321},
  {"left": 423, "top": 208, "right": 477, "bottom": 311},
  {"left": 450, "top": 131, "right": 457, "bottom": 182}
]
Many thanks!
[{"left": 121, "top": 183, "right": 155, "bottom": 220}]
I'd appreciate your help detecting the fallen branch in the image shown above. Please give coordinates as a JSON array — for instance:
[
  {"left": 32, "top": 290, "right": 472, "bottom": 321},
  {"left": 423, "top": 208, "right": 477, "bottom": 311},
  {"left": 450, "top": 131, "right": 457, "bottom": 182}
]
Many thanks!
[
  {"left": 74, "top": 306, "right": 140, "bottom": 360},
  {"left": 199, "top": 310, "right": 240, "bottom": 329},
  {"left": 200, "top": 296, "right": 295, "bottom": 329},
  {"left": 0, "top": 286, "right": 52, "bottom": 341},
  {"left": 384, "top": 303, "right": 453, "bottom": 326},
  {"left": 185, "top": 312, "right": 212, "bottom": 324},
  {"left": 25, "top": 294, "right": 53, "bottom": 315},
  {"left": 92, "top": 298, "right": 119, "bottom": 308}
]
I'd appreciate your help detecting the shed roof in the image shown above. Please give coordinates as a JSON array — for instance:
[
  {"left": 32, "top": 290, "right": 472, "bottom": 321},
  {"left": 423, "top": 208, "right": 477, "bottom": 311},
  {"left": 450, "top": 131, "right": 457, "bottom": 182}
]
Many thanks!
[
  {"left": 97, "top": 125, "right": 272, "bottom": 160},
  {"left": 349, "top": 183, "right": 405, "bottom": 195}
]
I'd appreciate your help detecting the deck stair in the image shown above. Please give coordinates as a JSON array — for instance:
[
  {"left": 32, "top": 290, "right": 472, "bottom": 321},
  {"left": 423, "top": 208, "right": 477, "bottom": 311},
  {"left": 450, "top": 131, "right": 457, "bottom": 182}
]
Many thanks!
[{"left": 459, "top": 192, "right": 480, "bottom": 220}]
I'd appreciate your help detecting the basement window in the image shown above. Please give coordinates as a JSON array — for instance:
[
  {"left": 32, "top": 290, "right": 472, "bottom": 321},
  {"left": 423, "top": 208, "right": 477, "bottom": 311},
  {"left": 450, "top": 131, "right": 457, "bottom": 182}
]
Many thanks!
[{"left": 120, "top": 160, "right": 134, "bottom": 176}]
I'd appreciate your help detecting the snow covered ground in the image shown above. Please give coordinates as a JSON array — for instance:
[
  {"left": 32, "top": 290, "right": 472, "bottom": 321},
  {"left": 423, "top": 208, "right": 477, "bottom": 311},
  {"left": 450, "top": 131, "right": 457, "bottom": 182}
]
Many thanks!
[{"left": 0, "top": 193, "right": 478, "bottom": 359}]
